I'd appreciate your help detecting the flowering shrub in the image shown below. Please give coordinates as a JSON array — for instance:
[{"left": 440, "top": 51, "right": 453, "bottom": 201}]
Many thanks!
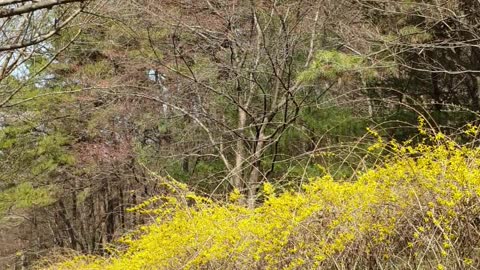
[{"left": 43, "top": 131, "right": 480, "bottom": 269}]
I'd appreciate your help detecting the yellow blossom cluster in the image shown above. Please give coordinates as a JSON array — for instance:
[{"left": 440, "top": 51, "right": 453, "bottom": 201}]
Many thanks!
[{"left": 43, "top": 131, "right": 480, "bottom": 270}]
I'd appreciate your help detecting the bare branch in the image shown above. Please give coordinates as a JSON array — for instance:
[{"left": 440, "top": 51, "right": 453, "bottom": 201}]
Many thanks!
[
  {"left": 0, "top": 7, "right": 82, "bottom": 51},
  {"left": 0, "top": 0, "right": 85, "bottom": 18}
]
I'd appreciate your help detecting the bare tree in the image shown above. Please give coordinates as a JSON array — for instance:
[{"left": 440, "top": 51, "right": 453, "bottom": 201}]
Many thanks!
[
  {"left": 102, "top": 0, "right": 344, "bottom": 208},
  {"left": 0, "top": 0, "right": 89, "bottom": 106},
  {"left": 352, "top": 0, "right": 480, "bottom": 116}
]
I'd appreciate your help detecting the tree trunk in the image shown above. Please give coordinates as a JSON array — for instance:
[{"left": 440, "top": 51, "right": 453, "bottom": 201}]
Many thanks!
[
  {"left": 247, "top": 132, "right": 265, "bottom": 209},
  {"left": 233, "top": 108, "right": 247, "bottom": 191}
]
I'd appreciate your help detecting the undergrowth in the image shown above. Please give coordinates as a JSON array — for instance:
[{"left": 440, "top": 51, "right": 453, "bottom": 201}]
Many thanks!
[{"left": 41, "top": 123, "right": 480, "bottom": 269}]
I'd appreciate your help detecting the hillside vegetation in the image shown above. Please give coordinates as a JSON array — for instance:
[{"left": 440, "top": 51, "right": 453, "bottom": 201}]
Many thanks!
[
  {"left": 1, "top": 1, "right": 480, "bottom": 268},
  {"left": 43, "top": 128, "right": 480, "bottom": 269}
]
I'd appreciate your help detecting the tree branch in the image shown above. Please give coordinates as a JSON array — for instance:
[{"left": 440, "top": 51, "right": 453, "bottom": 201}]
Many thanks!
[
  {"left": 0, "top": 7, "right": 82, "bottom": 51},
  {"left": 0, "top": 0, "right": 85, "bottom": 18}
]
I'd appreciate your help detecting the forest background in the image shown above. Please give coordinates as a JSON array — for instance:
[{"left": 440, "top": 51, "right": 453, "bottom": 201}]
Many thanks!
[{"left": 0, "top": 0, "right": 479, "bottom": 269}]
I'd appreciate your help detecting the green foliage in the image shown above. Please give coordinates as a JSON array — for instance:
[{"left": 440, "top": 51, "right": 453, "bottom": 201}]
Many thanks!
[
  {"left": 1, "top": 125, "right": 74, "bottom": 174},
  {"left": 298, "top": 50, "right": 368, "bottom": 82},
  {"left": 0, "top": 126, "right": 72, "bottom": 220},
  {"left": 300, "top": 106, "right": 368, "bottom": 136},
  {"left": 30, "top": 133, "right": 75, "bottom": 174},
  {"left": 0, "top": 85, "right": 75, "bottom": 222},
  {"left": 80, "top": 60, "right": 113, "bottom": 79},
  {"left": 0, "top": 183, "right": 54, "bottom": 217},
  {"left": 399, "top": 26, "right": 432, "bottom": 43}
]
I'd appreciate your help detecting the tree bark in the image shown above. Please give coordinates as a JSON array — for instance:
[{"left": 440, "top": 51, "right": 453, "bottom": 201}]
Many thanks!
[{"left": 233, "top": 108, "right": 246, "bottom": 191}]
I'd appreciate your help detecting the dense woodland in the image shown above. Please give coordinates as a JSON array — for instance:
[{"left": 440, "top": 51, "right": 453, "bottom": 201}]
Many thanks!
[{"left": 0, "top": 0, "right": 480, "bottom": 269}]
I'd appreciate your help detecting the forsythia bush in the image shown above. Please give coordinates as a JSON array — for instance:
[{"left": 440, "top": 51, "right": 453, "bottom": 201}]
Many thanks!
[{"left": 43, "top": 132, "right": 480, "bottom": 269}]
